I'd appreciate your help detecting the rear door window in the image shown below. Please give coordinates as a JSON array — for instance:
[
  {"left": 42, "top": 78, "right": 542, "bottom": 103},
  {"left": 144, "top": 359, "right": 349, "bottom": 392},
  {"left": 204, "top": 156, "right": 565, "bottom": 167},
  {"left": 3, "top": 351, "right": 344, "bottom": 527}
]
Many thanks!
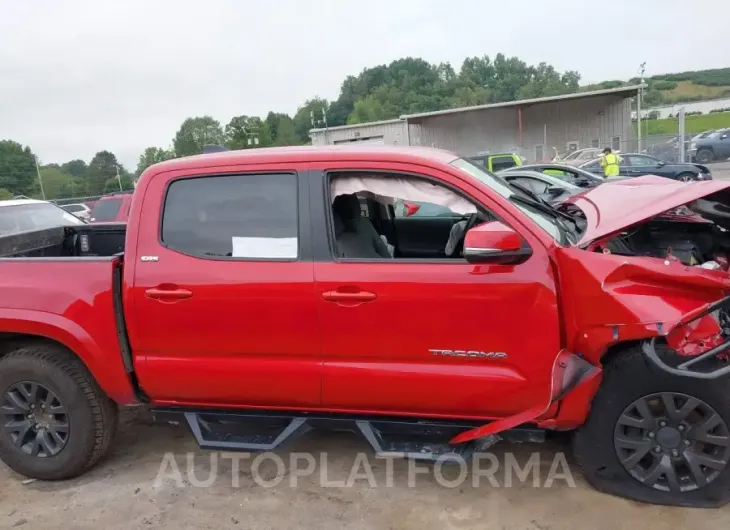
[
  {"left": 161, "top": 173, "right": 299, "bottom": 259},
  {"left": 90, "top": 199, "right": 122, "bottom": 221}
]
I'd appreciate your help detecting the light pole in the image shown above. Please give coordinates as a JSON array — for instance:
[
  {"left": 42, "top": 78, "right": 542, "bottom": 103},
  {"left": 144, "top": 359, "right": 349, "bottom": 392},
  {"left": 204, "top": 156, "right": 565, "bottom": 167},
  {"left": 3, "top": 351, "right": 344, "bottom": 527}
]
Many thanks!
[
  {"left": 35, "top": 156, "right": 46, "bottom": 200},
  {"left": 637, "top": 62, "right": 646, "bottom": 153},
  {"left": 116, "top": 164, "right": 123, "bottom": 191}
]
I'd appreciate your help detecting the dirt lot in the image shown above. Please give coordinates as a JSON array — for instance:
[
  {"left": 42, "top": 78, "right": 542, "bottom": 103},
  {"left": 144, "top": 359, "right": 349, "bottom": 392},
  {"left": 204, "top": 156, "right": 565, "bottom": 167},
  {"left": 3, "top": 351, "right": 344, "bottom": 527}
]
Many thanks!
[{"left": 0, "top": 408, "right": 728, "bottom": 529}]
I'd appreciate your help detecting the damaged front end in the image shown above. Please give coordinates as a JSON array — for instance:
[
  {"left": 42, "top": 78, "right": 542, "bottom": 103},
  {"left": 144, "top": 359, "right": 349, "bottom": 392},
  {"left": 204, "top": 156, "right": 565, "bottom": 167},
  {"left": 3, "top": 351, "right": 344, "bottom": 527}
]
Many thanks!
[{"left": 642, "top": 295, "right": 730, "bottom": 379}]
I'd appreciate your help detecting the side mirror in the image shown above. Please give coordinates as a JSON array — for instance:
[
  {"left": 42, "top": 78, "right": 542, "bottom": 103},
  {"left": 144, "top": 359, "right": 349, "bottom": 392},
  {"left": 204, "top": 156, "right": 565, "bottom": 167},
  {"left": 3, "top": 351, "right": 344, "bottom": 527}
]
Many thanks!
[
  {"left": 575, "top": 177, "right": 590, "bottom": 187},
  {"left": 463, "top": 221, "right": 531, "bottom": 265}
]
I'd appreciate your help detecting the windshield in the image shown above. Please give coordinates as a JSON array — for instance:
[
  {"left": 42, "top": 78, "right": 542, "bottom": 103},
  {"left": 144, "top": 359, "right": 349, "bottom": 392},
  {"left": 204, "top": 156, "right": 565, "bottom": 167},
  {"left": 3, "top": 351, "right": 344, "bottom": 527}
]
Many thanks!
[
  {"left": 91, "top": 198, "right": 123, "bottom": 221},
  {"left": 450, "top": 158, "right": 566, "bottom": 243},
  {"left": 0, "top": 202, "right": 85, "bottom": 235}
]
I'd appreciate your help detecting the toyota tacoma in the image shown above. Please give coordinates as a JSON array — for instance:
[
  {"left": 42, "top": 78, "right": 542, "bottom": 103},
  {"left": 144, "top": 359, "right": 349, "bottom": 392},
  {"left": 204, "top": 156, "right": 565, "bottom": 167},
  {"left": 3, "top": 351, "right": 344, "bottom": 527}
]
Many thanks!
[{"left": 1, "top": 146, "right": 730, "bottom": 508}]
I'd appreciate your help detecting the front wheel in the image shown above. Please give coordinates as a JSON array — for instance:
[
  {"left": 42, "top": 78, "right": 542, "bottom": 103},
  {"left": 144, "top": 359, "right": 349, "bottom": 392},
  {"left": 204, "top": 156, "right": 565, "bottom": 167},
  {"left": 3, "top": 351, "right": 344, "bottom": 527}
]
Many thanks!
[
  {"left": 0, "top": 343, "right": 118, "bottom": 480},
  {"left": 573, "top": 346, "right": 730, "bottom": 507}
]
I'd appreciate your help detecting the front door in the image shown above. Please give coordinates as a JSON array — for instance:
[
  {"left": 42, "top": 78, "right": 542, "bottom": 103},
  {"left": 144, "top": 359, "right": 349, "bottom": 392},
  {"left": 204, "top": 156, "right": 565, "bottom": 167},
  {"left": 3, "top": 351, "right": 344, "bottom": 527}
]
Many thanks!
[
  {"left": 312, "top": 165, "right": 561, "bottom": 419},
  {"left": 129, "top": 167, "right": 321, "bottom": 408}
]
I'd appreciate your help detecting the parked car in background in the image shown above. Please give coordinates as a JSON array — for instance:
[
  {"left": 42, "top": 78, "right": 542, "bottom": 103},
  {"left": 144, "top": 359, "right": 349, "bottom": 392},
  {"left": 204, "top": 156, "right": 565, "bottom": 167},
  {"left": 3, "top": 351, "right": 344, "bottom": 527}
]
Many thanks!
[
  {"left": 497, "top": 169, "right": 582, "bottom": 205},
  {"left": 579, "top": 153, "right": 712, "bottom": 181},
  {"left": 89, "top": 190, "right": 133, "bottom": 223},
  {"left": 467, "top": 152, "right": 523, "bottom": 172},
  {"left": 500, "top": 163, "right": 625, "bottom": 188},
  {"left": 553, "top": 147, "right": 606, "bottom": 166},
  {"left": 690, "top": 128, "right": 730, "bottom": 164},
  {"left": 0, "top": 199, "right": 86, "bottom": 235},
  {"left": 60, "top": 203, "right": 91, "bottom": 221}
]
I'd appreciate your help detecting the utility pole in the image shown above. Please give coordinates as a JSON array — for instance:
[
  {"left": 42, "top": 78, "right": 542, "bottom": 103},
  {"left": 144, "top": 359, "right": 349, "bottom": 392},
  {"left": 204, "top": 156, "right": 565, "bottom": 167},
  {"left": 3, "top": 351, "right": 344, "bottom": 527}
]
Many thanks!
[
  {"left": 637, "top": 62, "right": 646, "bottom": 153},
  {"left": 116, "top": 164, "right": 123, "bottom": 191},
  {"left": 35, "top": 156, "right": 46, "bottom": 200}
]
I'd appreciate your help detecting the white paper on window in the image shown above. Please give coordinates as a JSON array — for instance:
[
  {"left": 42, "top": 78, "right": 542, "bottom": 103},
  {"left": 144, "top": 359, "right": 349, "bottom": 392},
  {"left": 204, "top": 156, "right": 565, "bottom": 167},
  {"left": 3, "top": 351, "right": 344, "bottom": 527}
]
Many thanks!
[{"left": 231, "top": 237, "right": 298, "bottom": 259}]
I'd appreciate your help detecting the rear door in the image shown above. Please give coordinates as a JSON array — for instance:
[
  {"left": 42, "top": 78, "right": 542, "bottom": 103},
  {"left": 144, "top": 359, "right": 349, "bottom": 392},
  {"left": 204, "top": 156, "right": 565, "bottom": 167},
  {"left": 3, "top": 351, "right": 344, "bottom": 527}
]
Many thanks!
[{"left": 128, "top": 166, "right": 321, "bottom": 407}]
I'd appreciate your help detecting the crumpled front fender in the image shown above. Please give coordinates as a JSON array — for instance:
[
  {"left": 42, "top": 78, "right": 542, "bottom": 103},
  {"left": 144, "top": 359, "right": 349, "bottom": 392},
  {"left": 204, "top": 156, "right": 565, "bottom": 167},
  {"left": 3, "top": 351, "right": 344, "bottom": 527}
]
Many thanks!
[{"left": 553, "top": 247, "right": 730, "bottom": 364}]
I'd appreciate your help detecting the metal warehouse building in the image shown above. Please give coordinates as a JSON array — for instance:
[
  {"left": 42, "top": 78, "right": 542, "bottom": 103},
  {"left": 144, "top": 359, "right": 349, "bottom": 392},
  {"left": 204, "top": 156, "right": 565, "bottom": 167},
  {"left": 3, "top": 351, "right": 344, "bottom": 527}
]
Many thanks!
[{"left": 310, "top": 85, "right": 641, "bottom": 162}]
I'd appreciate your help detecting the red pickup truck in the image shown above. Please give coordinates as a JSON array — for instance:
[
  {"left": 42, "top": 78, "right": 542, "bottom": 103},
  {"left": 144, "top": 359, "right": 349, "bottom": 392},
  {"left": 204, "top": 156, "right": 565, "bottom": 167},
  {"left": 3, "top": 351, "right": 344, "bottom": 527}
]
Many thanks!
[{"left": 2, "top": 145, "right": 730, "bottom": 507}]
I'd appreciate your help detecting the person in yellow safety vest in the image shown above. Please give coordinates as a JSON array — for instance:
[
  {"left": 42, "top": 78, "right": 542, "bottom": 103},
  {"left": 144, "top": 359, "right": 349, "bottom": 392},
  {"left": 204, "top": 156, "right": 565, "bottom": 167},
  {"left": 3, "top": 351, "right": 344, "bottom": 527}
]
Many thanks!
[{"left": 599, "top": 147, "right": 622, "bottom": 177}]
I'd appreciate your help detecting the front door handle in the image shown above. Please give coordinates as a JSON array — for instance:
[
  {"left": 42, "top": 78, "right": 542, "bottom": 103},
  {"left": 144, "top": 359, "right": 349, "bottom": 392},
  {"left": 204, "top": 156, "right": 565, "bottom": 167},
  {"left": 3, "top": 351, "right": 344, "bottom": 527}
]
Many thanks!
[
  {"left": 145, "top": 287, "right": 193, "bottom": 301},
  {"left": 321, "top": 290, "right": 377, "bottom": 303}
]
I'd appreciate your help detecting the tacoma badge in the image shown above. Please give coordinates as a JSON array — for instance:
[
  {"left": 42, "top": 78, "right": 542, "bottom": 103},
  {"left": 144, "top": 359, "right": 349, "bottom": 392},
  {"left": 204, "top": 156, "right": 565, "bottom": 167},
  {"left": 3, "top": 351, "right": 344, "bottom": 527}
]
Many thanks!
[{"left": 429, "top": 349, "right": 508, "bottom": 359}]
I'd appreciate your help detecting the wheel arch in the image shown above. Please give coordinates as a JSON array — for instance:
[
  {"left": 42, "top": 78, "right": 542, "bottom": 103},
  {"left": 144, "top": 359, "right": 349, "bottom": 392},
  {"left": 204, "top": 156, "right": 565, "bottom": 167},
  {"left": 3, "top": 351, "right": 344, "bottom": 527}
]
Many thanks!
[{"left": 0, "top": 309, "right": 135, "bottom": 404}]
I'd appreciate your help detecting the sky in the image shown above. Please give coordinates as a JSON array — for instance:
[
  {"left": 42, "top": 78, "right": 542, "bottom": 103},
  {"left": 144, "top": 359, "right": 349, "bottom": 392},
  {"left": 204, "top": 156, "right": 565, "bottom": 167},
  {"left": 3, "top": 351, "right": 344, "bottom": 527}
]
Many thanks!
[{"left": 1, "top": 0, "right": 728, "bottom": 169}]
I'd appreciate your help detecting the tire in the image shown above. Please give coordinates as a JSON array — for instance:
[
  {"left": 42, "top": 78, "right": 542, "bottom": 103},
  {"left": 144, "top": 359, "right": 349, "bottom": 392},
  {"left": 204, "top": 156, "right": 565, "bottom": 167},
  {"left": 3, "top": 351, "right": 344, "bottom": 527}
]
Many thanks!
[
  {"left": 0, "top": 343, "right": 118, "bottom": 480},
  {"left": 677, "top": 172, "right": 696, "bottom": 182},
  {"left": 695, "top": 149, "right": 714, "bottom": 164},
  {"left": 573, "top": 345, "right": 730, "bottom": 508}
]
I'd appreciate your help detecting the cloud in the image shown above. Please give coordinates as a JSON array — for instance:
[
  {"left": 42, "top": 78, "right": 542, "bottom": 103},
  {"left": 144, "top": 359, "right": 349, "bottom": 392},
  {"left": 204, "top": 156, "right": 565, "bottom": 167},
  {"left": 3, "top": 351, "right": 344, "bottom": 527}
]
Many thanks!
[{"left": 0, "top": 0, "right": 727, "bottom": 168}]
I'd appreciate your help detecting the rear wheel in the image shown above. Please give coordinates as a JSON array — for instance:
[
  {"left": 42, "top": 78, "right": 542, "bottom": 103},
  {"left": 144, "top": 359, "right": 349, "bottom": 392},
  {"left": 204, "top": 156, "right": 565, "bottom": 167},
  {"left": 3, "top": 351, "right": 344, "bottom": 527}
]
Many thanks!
[
  {"left": 696, "top": 149, "right": 714, "bottom": 164},
  {"left": 0, "top": 343, "right": 118, "bottom": 480},
  {"left": 573, "top": 346, "right": 730, "bottom": 507}
]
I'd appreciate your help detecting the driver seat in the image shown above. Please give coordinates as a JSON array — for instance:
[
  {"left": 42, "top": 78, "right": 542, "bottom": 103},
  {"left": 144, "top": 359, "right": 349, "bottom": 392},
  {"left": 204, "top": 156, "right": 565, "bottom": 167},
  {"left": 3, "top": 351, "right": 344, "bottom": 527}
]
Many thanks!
[{"left": 332, "top": 194, "right": 391, "bottom": 259}]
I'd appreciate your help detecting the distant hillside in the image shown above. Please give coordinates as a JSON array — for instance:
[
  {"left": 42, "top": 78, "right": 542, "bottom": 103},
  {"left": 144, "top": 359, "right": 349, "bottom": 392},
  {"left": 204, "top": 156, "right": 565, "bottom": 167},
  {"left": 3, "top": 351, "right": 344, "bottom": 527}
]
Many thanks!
[{"left": 582, "top": 67, "right": 730, "bottom": 108}]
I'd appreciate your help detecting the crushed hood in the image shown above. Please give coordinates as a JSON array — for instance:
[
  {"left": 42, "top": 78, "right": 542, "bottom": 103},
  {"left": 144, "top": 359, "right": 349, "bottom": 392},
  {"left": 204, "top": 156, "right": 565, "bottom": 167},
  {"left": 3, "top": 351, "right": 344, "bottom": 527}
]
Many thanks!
[{"left": 563, "top": 175, "right": 730, "bottom": 246}]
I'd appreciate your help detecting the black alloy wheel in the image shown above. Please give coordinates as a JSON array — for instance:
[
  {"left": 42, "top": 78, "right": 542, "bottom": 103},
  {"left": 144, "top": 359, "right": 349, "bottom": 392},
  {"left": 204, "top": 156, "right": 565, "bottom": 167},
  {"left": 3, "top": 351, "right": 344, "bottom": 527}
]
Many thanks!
[
  {"left": 1, "top": 381, "right": 70, "bottom": 458},
  {"left": 614, "top": 392, "right": 730, "bottom": 493}
]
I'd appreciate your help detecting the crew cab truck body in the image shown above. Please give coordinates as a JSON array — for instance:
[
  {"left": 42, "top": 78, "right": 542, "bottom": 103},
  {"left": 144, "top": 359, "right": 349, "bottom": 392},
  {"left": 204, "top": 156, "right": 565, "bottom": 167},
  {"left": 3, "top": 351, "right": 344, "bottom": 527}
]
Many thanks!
[{"left": 2, "top": 145, "right": 730, "bottom": 508}]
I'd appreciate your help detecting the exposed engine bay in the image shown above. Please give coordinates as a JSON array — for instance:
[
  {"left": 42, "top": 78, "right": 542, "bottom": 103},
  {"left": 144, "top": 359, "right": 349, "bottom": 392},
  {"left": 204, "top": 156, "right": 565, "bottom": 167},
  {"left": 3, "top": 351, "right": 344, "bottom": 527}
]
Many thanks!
[{"left": 561, "top": 197, "right": 730, "bottom": 272}]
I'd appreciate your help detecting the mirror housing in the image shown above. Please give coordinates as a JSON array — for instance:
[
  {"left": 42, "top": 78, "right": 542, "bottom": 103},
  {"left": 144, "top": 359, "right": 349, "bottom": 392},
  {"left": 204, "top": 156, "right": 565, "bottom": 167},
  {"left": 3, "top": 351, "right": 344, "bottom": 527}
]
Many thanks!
[
  {"left": 463, "top": 221, "right": 531, "bottom": 265},
  {"left": 575, "top": 177, "right": 590, "bottom": 187}
]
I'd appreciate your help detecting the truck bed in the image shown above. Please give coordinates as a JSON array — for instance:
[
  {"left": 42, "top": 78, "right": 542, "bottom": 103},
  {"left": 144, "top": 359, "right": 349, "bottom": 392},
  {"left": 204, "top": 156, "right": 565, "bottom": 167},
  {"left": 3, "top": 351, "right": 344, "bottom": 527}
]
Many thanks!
[{"left": 0, "top": 223, "right": 126, "bottom": 258}]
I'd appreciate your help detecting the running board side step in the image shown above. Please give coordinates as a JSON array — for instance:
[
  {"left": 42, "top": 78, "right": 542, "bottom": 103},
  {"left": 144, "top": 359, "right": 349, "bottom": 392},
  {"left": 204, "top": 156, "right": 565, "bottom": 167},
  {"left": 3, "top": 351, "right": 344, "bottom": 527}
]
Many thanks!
[{"left": 152, "top": 409, "right": 545, "bottom": 460}]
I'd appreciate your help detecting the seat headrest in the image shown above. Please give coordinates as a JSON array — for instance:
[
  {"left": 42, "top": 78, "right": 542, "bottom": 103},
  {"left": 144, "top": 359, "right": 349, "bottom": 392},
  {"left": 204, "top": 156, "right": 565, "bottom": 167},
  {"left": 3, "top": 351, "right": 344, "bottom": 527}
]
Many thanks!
[{"left": 332, "top": 194, "right": 361, "bottom": 220}]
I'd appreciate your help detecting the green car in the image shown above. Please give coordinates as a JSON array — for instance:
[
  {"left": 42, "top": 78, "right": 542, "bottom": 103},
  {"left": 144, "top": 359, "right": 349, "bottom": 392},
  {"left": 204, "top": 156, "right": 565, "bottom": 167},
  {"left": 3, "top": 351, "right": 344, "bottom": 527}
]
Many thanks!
[{"left": 467, "top": 152, "right": 523, "bottom": 172}]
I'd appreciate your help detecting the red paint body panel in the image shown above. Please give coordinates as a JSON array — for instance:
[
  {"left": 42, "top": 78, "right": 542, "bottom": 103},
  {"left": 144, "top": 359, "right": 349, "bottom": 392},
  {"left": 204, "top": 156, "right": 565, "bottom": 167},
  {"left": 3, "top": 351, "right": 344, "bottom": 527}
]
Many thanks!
[
  {"left": 0, "top": 259, "right": 134, "bottom": 403},
  {"left": 3, "top": 145, "right": 730, "bottom": 436}
]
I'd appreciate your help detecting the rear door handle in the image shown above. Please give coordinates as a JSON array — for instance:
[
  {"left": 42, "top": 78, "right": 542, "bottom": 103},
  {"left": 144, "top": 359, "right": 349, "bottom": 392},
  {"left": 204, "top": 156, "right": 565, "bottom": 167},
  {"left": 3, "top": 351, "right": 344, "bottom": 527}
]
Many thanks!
[
  {"left": 321, "top": 290, "right": 377, "bottom": 303},
  {"left": 145, "top": 287, "right": 193, "bottom": 301}
]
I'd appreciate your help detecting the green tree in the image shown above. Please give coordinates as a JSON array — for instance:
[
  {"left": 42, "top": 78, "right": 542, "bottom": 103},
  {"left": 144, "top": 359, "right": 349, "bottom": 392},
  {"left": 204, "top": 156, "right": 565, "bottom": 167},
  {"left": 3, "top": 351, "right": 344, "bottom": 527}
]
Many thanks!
[
  {"left": 38, "top": 167, "right": 86, "bottom": 199},
  {"left": 86, "top": 151, "right": 120, "bottom": 195},
  {"left": 272, "top": 115, "right": 298, "bottom": 146},
  {"left": 136, "top": 147, "right": 175, "bottom": 176},
  {"left": 0, "top": 140, "right": 37, "bottom": 195},
  {"left": 225, "top": 116, "right": 272, "bottom": 149},
  {"left": 103, "top": 175, "right": 134, "bottom": 193},
  {"left": 0, "top": 188, "right": 14, "bottom": 200},
  {"left": 265, "top": 112, "right": 293, "bottom": 144},
  {"left": 60, "top": 159, "right": 88, "bottom": 179},
  {"left": 173, "top": 116, "right": 224, "bottom": 157}
]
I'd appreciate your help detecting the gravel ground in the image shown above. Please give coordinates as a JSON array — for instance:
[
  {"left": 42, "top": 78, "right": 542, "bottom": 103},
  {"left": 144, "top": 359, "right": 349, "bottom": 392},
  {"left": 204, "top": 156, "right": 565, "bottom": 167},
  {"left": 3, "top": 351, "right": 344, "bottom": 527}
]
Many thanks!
[
  {"left": 710, "top": 160, "right": 730, "bottom": 180},
  {"left": 1, "top": 408, "right": 728, "bottom": 529}
]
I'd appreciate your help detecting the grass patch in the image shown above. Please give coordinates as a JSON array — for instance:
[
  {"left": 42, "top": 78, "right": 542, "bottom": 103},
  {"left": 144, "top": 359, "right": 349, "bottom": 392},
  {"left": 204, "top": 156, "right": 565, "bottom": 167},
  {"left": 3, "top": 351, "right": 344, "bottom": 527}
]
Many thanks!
[
  {"left": 661, "top": 81, "right": 730, "bottom": 102},
  {"left": 635, "top": 111, "right": 730, "bottom": 135}
]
